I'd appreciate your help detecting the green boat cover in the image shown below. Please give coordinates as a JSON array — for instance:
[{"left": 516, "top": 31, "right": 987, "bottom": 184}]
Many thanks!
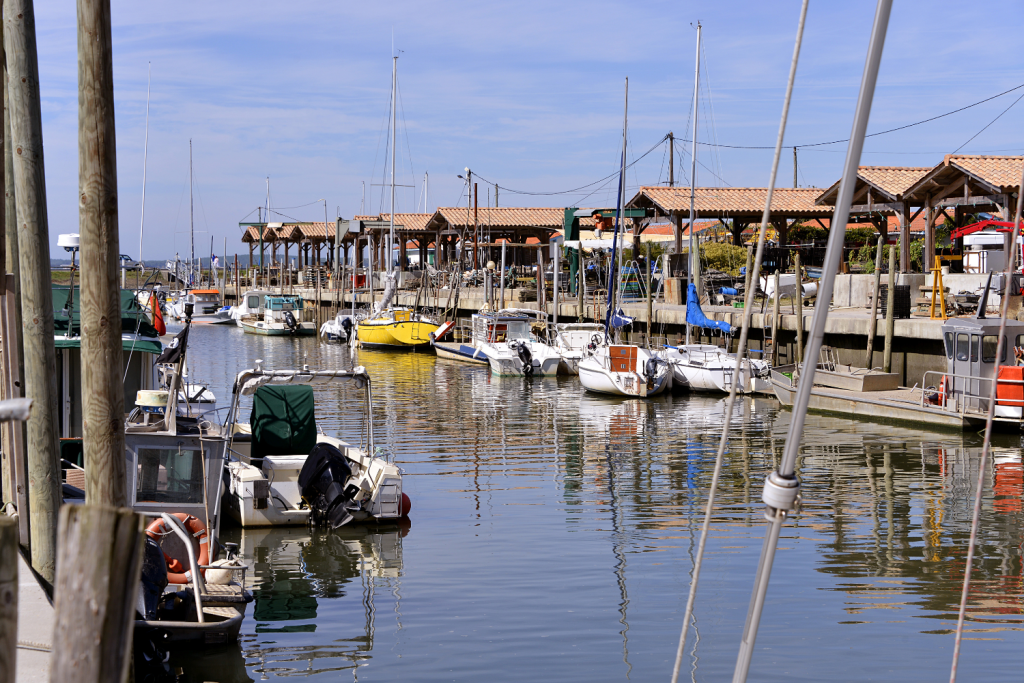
[
  {"left": 52, "top": 285, "right": 162, "bottom": 353},
  {"left": 250, "top": 384, "right": 318, "bottom": 460}
]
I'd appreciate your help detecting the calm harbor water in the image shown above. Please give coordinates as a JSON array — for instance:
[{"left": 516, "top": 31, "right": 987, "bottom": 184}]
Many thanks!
[{"left": 168, "top": 323, "right": 1024, "bottom": 682}]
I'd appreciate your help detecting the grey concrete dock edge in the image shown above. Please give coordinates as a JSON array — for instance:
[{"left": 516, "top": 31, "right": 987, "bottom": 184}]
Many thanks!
[{"left": 17, "top": 553, "right": 52, "bottom": 682}]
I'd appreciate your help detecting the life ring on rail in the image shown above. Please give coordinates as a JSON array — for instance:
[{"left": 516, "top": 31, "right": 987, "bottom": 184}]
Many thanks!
[
  {"left": 145, "top": 513, "right": 210, "bottom": 585},
  {"left": 938, "top": 375, "right": 949, "bottom": 407}
]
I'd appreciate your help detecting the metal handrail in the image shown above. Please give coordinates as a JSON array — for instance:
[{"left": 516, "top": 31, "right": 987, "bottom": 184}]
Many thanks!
[{"left": 919, "top": 370, "right": 1024, "bottom": 414}]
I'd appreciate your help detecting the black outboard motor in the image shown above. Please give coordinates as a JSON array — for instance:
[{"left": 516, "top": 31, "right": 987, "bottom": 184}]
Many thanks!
[
  {"left": 340, "top": 316, "right": 353, "bottom": 341},
  {"left": 136, "top": 537, "right": 168, "bottom": 621},
  {"left": 284, "top": 310, "right": 299, "bottom": 333},
  {"left": 513, "top": 341, "right": 534, "bottom": 376},
  {"left": 298, "top": 443, "right": 358, "bottom": 528}
]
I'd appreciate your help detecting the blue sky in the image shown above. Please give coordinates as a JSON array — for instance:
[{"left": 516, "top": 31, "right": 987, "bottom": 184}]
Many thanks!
[{"left": 33, "top": 1, "right": 1024, "bottom": 259}]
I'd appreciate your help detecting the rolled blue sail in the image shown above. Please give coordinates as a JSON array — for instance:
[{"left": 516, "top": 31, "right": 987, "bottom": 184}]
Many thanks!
[
  {"left": 687, "top": 283, "right": 731, "bottom": 333},
  {"left": 718, "top": 287, "right": 738, "bottom": 295}
]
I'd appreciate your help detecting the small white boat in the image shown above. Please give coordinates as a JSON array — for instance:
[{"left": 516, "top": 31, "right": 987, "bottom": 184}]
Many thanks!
[
  {"left": 319, "top": 313, "right": 356, "bottom": 343},
  {"left": 230, "top": 289, "right": 273, "bottom": 327},
  {"left": 664, "top": 344, "right": 771, "bottom": 394},
  {"left": 551, "top": 322, "right": 607, "bottom": 375},
  {"left": 168, "top": 289, "right": 234, "bottom": 324},
  {"left": 238, "top": 294, "right": 316, "bottom": 336},
  {"left": 473, "top": 311, "right": 561, "bottom": 376},
  {"left": 222, "top": 364, "right": 409, "bottom": 528},
  {"left": 578, "top": 344, "right": 672, "bottom": 397}
]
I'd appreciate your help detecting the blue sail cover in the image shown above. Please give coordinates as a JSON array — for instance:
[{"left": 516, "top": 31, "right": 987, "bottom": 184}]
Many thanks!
[
  {"left": 687, "top": 284, "right": 731, "bottom": 333},
  {"left": 609, "top": 308, "right": 634, "bottom": 329}
]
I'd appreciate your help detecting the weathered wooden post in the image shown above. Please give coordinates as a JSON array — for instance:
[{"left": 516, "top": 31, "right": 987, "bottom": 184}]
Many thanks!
[
  {"left": 770, "top": 271, "right": 781, "bottom": 367},
  {"left": 864, "top": 233, "right": 884, "bottom": 368},
  {"left": 794, "top": 250, "right": 804, "bottom": 365},
  {"left": 49, "top": 505, "right": 145, "bottom": 683},
  {"left": 743, "top": 245, "right": 753, "bottom": 296},
  {"left": 0, "top": 516, "right": 16, "bottom": 683},
  {"left": 646, "top": 242, "right": 653, "bottom": 347},
  {"left": 5, "top": 0, "right": 61, "bottom": 581},
  {"left": 883, "top": 242, "right": 897, "bottom": 373},
  {"left": 78, "top": 0, "right": 127, "bottom": 507}
]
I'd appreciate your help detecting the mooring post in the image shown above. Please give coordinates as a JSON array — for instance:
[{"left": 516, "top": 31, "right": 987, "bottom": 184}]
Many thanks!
[
  {"left": 646, "top": 242, "right": 653, "bottom": 348},
  {"left": 883, "top": 242, "right": 897, "bottom": 373},
  {"left": 794, "top": 251, "right": 804, "bottom": 365},
  {"left": 770, "top": 270, "right": 781, "bottom": 367},
  {"left": 78, "top": 0, "right": 127, "bottom": 507},
  {"left": 0, "top": 516, "right": 16, "bottom": 683},
  {"left": 864, "top": 233, "right": 884, "bottom": 368},
  {"left": 50, "top": 505, "right": 145, "bottom": 683},
  {"left": 5, "top": 0, "right": 61, "bottom": 581}
]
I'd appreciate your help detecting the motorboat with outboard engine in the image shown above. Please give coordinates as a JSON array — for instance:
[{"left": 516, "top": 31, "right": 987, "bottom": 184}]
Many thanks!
[
  {"left": 578, "top": 344, "right": 672, "bottom": 397},
  {"left": 168, "top": 289, "right": 233, "bottom": 324},
  {"left": 239, "top": 294, "right": 315, "bottom": 336},
  {"left": 222, "top": 363, "right": 410, "bottom": 528},
  {"left": 230, "top": 289, "right": 273, "bottom": 327},
  {"left": 474, "top": 310, "right": 561, "bottom": 376},
  {"left": 320, "top": 313, "right": 357, "bottom": 343}
]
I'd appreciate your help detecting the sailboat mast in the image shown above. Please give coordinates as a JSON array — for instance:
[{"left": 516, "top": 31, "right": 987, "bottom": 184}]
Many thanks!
[
  {"left": 139, "top": 63, "right": 150, "bottom": 264},
  {"left": 603, "top": 77, "right": 628, "bottom": 342},
  {"left": 189, "top": 139, "right": 195, "bottom": 287},
  {"left": 686, "top": 23, "right": 701, "bottom": 345},
  {"left": 389, "top": 55, "right": 397, "bottom": 275}
]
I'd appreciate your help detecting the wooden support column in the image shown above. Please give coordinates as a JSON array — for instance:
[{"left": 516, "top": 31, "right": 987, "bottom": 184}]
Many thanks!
[
  {"left": 78, "top": 0, "right": 127, "bottom": 506},
  {"left": 923, "top": 194, "right": 934, "bottom": 276},
  {"left": 899, "top": 200, "right": 910, "bottom": 272},
  {"left": 399, "top": 233, "right": 407, "bottom": 270},
  {"left": 0, "top": 517, "right": 16, "bottom": 682},
  {"left": 6, "top": 0, "right": 61, "bottom": 580},
  {"left": 50, "top": 505, "right": 145, "bottom": 683},
  {"left": 732, "top": 220, "right": 746, "bottom": 247}
]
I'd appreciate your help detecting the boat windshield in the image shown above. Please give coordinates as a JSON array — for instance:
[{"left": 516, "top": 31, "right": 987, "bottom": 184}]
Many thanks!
[{"left": 135, "top": 447, "right": 205, "bottom": 504}]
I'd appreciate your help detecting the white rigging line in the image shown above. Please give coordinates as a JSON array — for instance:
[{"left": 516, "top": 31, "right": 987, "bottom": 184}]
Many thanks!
[{"left": 669, "top": 3, "right": 809, "bottom": 682}]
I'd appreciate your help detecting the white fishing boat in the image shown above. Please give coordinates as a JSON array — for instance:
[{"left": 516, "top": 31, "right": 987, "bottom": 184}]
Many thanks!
[
  {"left": 230, "top": 288, "right": 273, "bottom": 327},
  {"left": 663, "top": 343, "right": 770, "bottom": 393},
  {"left": 222, "top": 363, "right": 409, "bottom": 528},
  {"left": 168, "top": 288, "right": 233, "bottom": 324},
  {"left": 474, "top": 310, "right": 562, "bottom": 376},
  {"left": 578, "top": 344, "right": 672, "bottom": 397},
  {"left": 238, "top": 294, "right": 316, "bottom": 336},
  {"left": 551, "top": 322, "right": 607, "bottom": 375}
]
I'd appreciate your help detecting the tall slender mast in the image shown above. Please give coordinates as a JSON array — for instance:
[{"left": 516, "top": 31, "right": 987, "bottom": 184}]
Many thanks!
[
  {"left": 686, "top": 22, "right": 701, "bottom": 345},
  {"left": 138, "top": 63, "right": 150, "bottom": 263},
  {"left": 603, "top": 77, "right": 628, "bottom": 342},
  {"left": 389, "top": 55, "right": 397, "bottom": 275},
  {"left": 424, "top": 171, "right": 429, "bottom": 212},
  {"left": 264, "top": 177, "right": 270, "bottom": 283},
  {"left": 189, "top": 139, "right": 194, "bottom": 287}
]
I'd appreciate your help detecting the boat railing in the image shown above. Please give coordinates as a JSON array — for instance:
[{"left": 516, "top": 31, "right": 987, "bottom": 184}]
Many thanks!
[{"left": 920, "top": 370, "right": 1024, "bottom": 416}]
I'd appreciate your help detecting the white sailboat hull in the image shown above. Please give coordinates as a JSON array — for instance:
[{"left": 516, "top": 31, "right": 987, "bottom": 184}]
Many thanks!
[
  {"left": 665, "top": 345, "right": 771, "bottom": 394},
  {"left": 578, "top": 347, "right": 672, "bottom": 397}
]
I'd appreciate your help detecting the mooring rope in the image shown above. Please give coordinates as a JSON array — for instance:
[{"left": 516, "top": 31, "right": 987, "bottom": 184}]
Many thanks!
[
  {"left": 668, "top": 3, "right": 809, "bottom": 682},
  {"left": 949, "top": 158, "right": 1024, "bottom": 683}
]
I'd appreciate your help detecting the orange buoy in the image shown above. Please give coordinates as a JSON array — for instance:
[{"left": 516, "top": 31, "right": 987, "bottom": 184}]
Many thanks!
[
  {"left": 145, "top": 513, "right": 210, "bottom": 585},
  {"left": 400, "top": 492, "right": 412, "bottom": 517}
]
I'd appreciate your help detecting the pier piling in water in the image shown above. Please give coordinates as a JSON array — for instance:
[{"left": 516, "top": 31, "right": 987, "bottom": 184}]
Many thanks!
[
  {"left": 0, "top": 517, "right": 16, "bottom": 682},
  {"left": 864, "top": 233, "right": 884, "bottom": 368},
  {"left": 884, "top": 243, "right": 896, "bottom": 373},
  {"left": 5, "top": 0, "right": 61, "bottom": 582}
]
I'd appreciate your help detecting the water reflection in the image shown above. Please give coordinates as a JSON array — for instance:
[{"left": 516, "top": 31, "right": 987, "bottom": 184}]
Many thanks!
[{"left": 220, "top": 523, "right": 408, "bottom": 678}]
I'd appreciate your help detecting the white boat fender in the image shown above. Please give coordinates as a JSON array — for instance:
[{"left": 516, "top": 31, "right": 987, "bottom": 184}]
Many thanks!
[{"left": 206, "top": 558, "right": 244, "bottom": 586}]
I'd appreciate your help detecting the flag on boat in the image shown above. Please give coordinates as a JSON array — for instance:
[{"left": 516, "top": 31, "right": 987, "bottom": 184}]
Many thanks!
[
  {"left": 148, "top": 290, "right": 166, "bottom": 336},
  {"left": 155, "top": 325, "right": 188, "bottom": 364}
]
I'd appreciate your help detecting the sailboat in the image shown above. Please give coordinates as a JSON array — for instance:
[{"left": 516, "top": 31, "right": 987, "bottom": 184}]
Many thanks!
[
  {"left": 577, "top": 78, "right": 672, "bottom": 398},
  {"left": 356, "top": 56, "right": 437, "bottom": 349},
  {"left": 661, "top": 24, "right": 770, "bottom": 394}
]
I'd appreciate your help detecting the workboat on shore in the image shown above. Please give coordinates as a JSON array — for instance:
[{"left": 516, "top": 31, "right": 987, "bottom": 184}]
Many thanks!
[
  {"left": 770, "top": 315, "right": 1024, "bottom": 431},
  {"left": 239, "top": 294, "right": 316, "bottom": 336},
  {"left": 551, "top": 322, "right": 607, "bottom": 375},
  {"left": 578, "top": 344, "right": 672, "bottom": 397},
  {"left": 473, "top": 310, "right": 562, "bottom": 376},
  {"left": 222, "top": 363, "right": 410, "bottom": 528}
]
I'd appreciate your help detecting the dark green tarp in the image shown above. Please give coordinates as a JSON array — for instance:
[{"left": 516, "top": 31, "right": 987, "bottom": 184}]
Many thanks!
[
  {"left": 52, "top": 285, "right": 161, "bottom": 340},
  {"left": 250, "top": 385, "right": 318, "bottom": 460}
]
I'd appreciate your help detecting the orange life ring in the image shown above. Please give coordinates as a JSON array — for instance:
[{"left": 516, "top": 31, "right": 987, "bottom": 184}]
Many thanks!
[
  {"left": 938, "top": 375, "right": 949, "bottom": 407},
  {"left": 145, "top": 513, "right": 210, "bottom": 585}
]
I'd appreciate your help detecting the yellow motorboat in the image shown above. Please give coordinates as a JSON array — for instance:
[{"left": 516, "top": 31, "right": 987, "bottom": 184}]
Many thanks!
[{"left": 357, "top": 308, "right": 437, "bottom": 349}]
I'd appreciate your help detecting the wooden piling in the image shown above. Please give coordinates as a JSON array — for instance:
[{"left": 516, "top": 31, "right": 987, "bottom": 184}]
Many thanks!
[
  {"left": 78, "top": 0, "right": 127, "bottom": 507},
  {"left": 794, "top": 251, "right": 803, "bottom": 365},
  {"left": 646, "top": 242, "right": 653, "bottom": 347},
  {"left": 864, "top": 233, "right": 884, "bottom": 368},
  {"left": 883, "top": 243, "right": 896, "bottom": 373},
  {"left": 770, "top": 271, "right": 781, "bottom": 367},
  {"left": 49, "top": 505, "right": 145, "bottom": 683},
  {"left": 5, "top": 0, "right": 61, "bottom": 582},
  {"left": 0, "top": 517, "right": 16, "bottom": 683}
]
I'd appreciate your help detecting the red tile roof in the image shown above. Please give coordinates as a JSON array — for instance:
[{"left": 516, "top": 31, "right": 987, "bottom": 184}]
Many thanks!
[{"left": 630, "top": 186, "right": 832, "bottom": 216}]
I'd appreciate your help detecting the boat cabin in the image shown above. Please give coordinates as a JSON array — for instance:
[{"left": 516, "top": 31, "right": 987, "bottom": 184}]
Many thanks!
[
  {"left": 941, "top": 316, "right": 1024, "bottom": 416},
  {"left": 471, "top": 313, "right": 538, "bottom": 345}
]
